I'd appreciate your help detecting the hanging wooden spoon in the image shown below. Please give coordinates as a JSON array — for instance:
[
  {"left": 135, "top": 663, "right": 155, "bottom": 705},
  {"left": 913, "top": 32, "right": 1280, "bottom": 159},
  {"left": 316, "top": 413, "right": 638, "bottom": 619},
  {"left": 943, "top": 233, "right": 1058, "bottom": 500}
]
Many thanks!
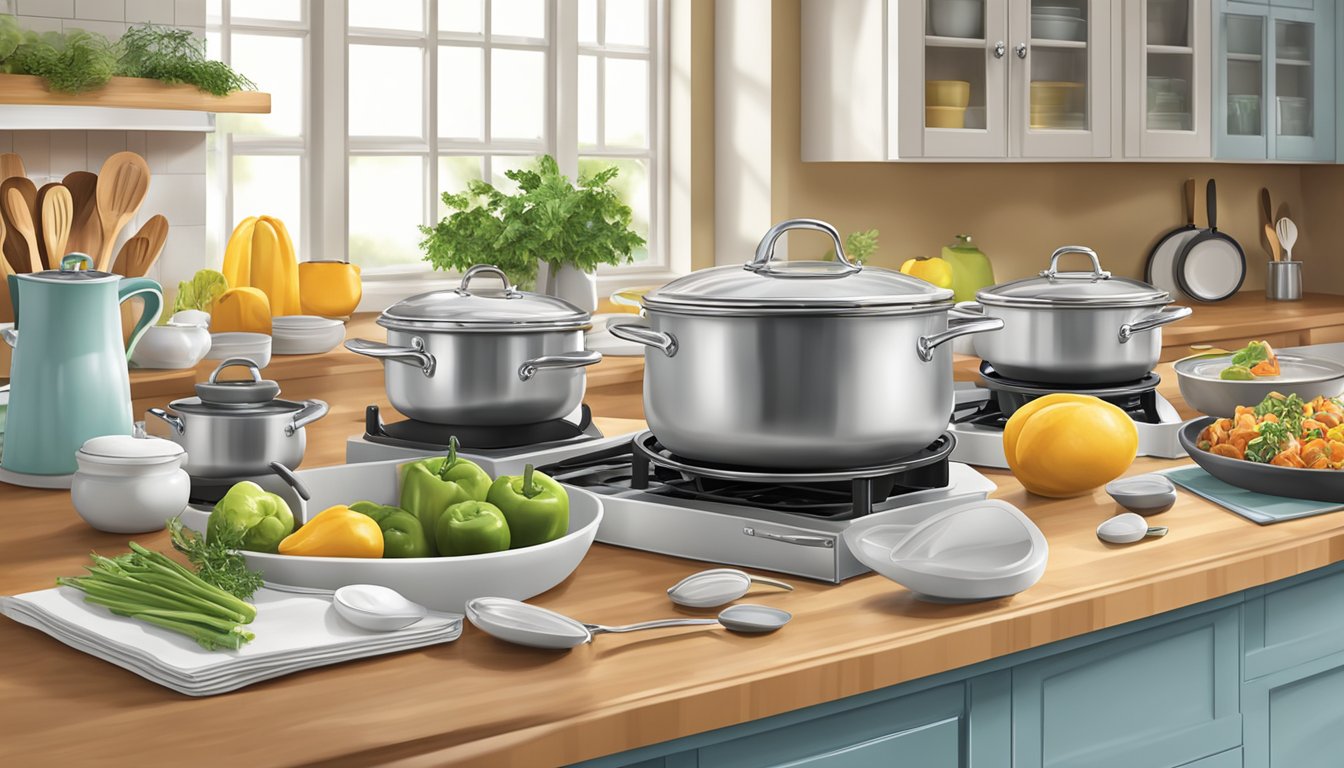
[
  {"left": 130, "top": 215, "right": 169, "bottom": 276},
  {"left": 0, "top": 177, "right": 36, "bottom": 272},
  {"left": 112, "top": 236, "right": 151, "bottom": 278},
  {"left": 0, "top": 153, "right": 25, "bottom": 182},
  {"left": 40, "top": 185, "right": 73, "bottom": 270},
  {"left": 3, "top": 187, "right": 41, "bottom": 273},
  {"left": 94, "top": 152, "right": 150, "bottom": 271},
  {"left": 62, "top": 171, "right": 101, "bottom": 258},
  {"left": 1260, "top": 187, "right": 1281, "bottom": 262}
]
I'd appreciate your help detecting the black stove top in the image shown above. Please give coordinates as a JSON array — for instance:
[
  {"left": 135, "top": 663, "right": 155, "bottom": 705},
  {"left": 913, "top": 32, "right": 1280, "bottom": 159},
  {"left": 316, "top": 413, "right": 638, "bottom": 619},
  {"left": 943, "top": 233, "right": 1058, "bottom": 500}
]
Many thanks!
[
  {"left": 538, "top": 432, "right": 954, "bottom": 520},
  {"left": 363, "top": 404, "right": 595, "bottom": 451},
  {"left": 956, "top": 363, "right": 1165, "bottom": 429}
]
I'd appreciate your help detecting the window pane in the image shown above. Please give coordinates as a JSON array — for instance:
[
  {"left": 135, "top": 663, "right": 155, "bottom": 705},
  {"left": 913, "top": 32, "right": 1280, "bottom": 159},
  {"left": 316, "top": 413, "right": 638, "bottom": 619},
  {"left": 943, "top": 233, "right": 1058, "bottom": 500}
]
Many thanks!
[
  {"left": 606, "top": 0, "right": 647, "bottom": 47},
  {"left": 349, "top": 45, "right": 424, "bottom": 138},
  {"left": 438, "top": 46, "right": 483, "bottom": 140},
  {"left": 604, "top": 57, "right": 648, "bottom": 147},
  {"left": 232, "top": 155, "right": 302, "bottom": 256},
  {"left": 492, "top": 0, "right": 544, "bottom": 39},
  {"left": 224, "top": 34, "right": 304, "bottom": 136},
  {"left": 436, "top": 155, "right": 485, "bottom": 218},
  {"left": 439, "top": 0, "right": 483, "bottom": 33},
  {"left": 579, "top": 156, "right": 649, "bottom": 263},
  {"left": 349, "top": 0, "right": 424, "bottom": 32},
  {"left": 490, "top": 155, "right": 539, "bottom": 194},
  {"left": 349, "top": 156, "right": 425, "bottom": 268},
  {"left": 579, "top": 0, "right": 597, "bottom": 43},
  {"left": 579, "top": 54, "right": 598, "bottom": 146},
  {"left": 491, "top": 49, "right": 545, "bottom": 140},
  {"left": 232, "top": 0, "right": 302, "bottom": 22}
]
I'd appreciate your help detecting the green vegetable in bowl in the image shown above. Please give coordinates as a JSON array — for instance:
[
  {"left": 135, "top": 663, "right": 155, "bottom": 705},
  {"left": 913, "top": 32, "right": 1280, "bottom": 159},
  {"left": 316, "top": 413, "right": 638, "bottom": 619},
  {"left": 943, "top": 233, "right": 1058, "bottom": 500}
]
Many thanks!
[
  {"left": 1219, "top": 365, "right": 1254, "bottom": 381},
  {"left": 350, "top": 501, "right": 433, "bottom": 558},
  {"left": 172, "top": 268, "right": 229, "bottom": 314},
  {"left": 208, "top": 481, "right": 295, "bottom": 554}
]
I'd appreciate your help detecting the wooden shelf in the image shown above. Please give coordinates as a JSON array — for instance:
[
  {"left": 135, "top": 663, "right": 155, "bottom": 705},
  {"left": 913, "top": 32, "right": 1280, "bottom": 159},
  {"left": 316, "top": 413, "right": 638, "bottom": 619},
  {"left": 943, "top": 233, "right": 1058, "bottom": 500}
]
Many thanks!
[{"left": 0, "top": 74, "right": 270, "bottom": 114}]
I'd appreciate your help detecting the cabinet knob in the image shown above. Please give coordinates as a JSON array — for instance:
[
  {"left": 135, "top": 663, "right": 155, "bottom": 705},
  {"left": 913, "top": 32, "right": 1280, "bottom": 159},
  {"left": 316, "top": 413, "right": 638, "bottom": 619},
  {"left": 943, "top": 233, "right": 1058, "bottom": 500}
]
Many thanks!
[
  {"left": 993, "top": 41, "right": 1006, "bottom": 58},
  {"left": 1015, "top": 43, "right": 1028, "bottom": 59}
]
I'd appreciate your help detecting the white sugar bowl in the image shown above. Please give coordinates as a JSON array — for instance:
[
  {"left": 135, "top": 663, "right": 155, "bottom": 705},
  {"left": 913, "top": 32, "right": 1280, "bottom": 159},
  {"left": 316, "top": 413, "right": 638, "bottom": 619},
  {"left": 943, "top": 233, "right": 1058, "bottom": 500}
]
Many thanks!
[{"left": 72, "top": 427, "right": 190, "bottom": 534}]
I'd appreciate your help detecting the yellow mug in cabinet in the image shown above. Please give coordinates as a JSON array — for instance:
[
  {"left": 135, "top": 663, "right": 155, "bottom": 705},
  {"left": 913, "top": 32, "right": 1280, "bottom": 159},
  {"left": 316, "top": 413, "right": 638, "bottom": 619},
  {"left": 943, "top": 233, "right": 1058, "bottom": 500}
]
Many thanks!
[
  {"left": 925, "top": 80, "right": 970, "bottom": 108},
  {"left": 926, "top": 106, "right": 967, "bottom": 129},
  {"left": 298, "top": 260, "right": 363, "bottom": 318}
]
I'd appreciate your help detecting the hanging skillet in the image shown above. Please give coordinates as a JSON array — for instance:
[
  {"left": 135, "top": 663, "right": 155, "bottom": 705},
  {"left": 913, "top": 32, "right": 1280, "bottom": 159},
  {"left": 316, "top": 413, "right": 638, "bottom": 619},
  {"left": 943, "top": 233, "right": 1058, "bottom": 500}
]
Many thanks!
[
  {"left": 1173, "top": 179, "right": 1246, "bottom": 302},
  {"left": 1144, "top": 178, "right": 1198, "bottom": 297}
]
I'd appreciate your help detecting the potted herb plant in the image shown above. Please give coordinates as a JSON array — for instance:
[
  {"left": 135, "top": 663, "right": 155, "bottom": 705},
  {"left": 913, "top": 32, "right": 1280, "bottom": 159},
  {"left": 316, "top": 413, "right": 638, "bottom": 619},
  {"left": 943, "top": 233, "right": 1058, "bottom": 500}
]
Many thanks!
[{"left": 419, "top": 155, "right": 645, "bottom": 310}]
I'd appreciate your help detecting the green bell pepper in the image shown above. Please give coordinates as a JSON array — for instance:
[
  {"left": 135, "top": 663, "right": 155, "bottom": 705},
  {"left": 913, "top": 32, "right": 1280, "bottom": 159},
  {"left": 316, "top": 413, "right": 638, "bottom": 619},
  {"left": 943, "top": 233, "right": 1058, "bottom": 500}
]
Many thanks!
[
  {"left": 350, "top": 501, "right": 432, "bottom": 558},
  {"left": 208, "top": 481, "right": 295, "bottom": 554},
  {"left": 436, "top": 501, "right": 511, "bottom": 556},
  {"left": 485, "top": 464, "right": 569, "bottom": 549},
  {"left": 399, "top": 436, "right": 493, "bottom": 556}
]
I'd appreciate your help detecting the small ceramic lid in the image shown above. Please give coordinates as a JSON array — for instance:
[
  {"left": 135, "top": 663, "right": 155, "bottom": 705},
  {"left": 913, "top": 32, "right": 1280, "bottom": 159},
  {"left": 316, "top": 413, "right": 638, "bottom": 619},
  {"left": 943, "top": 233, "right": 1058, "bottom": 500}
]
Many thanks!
[
  {"left": 79, "top": 430, "right": 184, "bottom": 463},
  {"left": 193, "top": 358, "right": 281, "bottom": 406},
  {"left": 978, "top": 246, "right": 1170, "bottom": 308},
  {"left": 22, "top": 253, "right": 118, "bottom": 283},
  {"left": 380, "top": 264, "right": 589, "bottom": 332}
]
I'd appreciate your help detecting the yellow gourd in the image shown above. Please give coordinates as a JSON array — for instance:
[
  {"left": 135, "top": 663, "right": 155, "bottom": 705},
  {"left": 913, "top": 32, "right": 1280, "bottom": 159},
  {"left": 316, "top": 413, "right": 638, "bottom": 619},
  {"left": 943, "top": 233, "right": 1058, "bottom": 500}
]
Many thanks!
[
  {"left": 1004, "top": 394, "right": 1138, "bottom": 498},
  {"left": 218, "top": 214, "right": 303, "bottom": 317},
  {"left": 211, "top": 287, "right": 273, "bottom": 334},
  {"left": 259, "top": 215, "right": 301, "bottom": 316},
  {"left": 222, "top": 217, "right": 257, "bottom": 288},
  {"left": 278, "top": 505, "right": 384, "bottom": 558}
]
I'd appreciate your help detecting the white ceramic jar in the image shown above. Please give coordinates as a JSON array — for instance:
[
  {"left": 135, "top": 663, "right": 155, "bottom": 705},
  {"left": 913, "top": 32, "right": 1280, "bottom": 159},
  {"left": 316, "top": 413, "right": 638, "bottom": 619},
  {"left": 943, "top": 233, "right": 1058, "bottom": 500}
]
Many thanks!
[
  {"left": 129, "top": 322, "right": 212, "bottom": 370},
  {"left": 72, "top": 429, "right": 191, "bottom": 534}
]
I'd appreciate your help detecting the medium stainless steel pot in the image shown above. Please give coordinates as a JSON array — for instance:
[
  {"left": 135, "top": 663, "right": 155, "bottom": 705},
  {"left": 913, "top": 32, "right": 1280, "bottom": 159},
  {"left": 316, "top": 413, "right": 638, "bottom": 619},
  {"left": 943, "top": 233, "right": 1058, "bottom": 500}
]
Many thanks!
[
  {"left": 346, "top": 265, "right": 601, "bottom": 425},
  {"left": 146, "top": 358, "right": 329, "bottom": 478},
  {"left": 608, "top": 218, "right": 1004, "bottom": 469},
  {"left": 962, "top": 246, "right": 1192, "bottom": 385}
]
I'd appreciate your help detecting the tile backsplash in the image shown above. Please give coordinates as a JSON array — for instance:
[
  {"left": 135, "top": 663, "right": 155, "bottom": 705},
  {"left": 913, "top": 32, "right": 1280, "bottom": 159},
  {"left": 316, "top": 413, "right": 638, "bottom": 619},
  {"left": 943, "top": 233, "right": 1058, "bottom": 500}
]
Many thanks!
[{"left": 0, "top": 0, "right": 211, "bottom": 303}]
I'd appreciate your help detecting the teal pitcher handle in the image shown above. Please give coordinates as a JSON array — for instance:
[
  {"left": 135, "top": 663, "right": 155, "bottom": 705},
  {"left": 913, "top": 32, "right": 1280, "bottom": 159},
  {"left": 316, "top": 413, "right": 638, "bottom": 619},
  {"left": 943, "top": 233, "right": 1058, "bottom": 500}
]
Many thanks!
[{"left": 118, "top": 277, "right": 163, "bottom": 358}]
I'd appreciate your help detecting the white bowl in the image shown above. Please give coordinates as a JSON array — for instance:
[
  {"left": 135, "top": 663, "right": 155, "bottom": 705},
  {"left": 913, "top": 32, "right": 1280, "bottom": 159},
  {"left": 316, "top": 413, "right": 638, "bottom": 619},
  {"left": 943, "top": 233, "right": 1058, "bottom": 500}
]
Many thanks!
[
  {"left": 1031, "top": 14, "right": 1085, "bottom": 41},
  {"left": 929, "top": 0, "right": 981, "bottom": 38},
  {"left": 207, "top": 332, "right": 272, "bottom": 369},
  {"left": 130, "top": 324, "right": 213, "bottom": 370},
  {"left": 272, "top": 318, "right": 346, "bottom": 356},
  {"left": 182, "top": 457, "right": 603, "bottom": 613},
  {"left": 272, "top": 315, "right": 345, "bottom": 331},
  {"left": 170, "top": 309, "right": 211, "bottom": 329}
]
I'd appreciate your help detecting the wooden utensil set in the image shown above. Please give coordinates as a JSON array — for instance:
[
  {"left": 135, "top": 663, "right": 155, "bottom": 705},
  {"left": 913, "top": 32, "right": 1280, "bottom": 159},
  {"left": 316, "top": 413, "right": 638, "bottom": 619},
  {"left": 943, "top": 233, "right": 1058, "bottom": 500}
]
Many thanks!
[{"left": 0, "top": 151, "right": 165, "bottom": 280}]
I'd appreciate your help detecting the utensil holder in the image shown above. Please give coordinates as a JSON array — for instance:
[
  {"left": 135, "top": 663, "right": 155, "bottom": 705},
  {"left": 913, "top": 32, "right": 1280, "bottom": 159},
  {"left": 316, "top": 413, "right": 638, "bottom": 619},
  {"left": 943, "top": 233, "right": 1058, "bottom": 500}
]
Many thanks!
[{"left": 1266, "top": 261, "right": 1302, "bottom": 301}]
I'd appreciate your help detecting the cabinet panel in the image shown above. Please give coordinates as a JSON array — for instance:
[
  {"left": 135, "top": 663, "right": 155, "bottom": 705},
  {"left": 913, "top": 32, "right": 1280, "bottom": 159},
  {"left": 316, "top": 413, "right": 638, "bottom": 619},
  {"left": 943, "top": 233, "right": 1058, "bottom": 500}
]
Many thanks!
[
  {"left": 1013, "top": 607, "right": 1241, "bottom": 768},
  {"left": 1125, "top": 0, "right": 1214, "bottom": 158},
  {"left": 1179, "top": 749, "right": 1243, "bottom": 767},
  {"left": 1244, "top": 563, "right": 1344, "bottom": 680},
  {"left": 1244, "top": 649, "right": 1344, "bottom": 768},
  {"left": 1015, "top": 0, "right": 1115, "bottom": 157},
  {"left": 1269, "top": 3, "right": 1335, "bottom": 161}
]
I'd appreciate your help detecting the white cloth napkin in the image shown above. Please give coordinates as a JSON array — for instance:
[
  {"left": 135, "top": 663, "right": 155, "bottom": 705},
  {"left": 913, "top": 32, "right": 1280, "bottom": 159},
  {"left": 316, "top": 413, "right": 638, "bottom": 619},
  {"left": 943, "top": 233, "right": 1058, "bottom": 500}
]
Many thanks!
[{"left": 1, "top": 587, "right": 462, "bottom": 696}]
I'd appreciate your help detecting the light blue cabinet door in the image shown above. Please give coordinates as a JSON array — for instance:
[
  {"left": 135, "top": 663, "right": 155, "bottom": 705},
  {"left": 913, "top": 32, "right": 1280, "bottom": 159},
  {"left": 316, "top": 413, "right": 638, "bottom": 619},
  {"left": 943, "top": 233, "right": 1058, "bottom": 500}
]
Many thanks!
[
  {"left": 1244, "top": 563, "right": 1344, "bottom": 680},
  {"left": 1269, "top": 2, "right": 1335, "bottom": 161},
  {"left": 1179, "top": 748, "right": 1243, "bottom": 767},
  {"left": 1012, "top": 607, "right": 1241, "bottom": 768},
  {"left": 1244, "top": 648, "right": 1344, "bottom": 767}
]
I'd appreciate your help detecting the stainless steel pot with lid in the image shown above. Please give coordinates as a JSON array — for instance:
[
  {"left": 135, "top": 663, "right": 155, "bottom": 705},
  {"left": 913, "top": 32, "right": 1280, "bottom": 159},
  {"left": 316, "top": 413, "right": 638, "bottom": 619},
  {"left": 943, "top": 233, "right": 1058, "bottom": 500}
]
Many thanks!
[
  {"left": 960, "top": 246, "right": 1192, "bottom": 385},
  {"left": 609, "top": 218, "right": 1004, "bottom": 469},
  {"left": 346, "top": 265, "right": 602, "bottom": 425}
]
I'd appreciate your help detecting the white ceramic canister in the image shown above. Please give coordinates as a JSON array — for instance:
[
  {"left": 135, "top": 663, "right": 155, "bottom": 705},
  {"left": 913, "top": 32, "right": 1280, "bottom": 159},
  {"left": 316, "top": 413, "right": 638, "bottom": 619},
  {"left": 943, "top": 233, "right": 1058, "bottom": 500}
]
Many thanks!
[{"left": 71, "top": 427, "right": 190, "bottom": 534}]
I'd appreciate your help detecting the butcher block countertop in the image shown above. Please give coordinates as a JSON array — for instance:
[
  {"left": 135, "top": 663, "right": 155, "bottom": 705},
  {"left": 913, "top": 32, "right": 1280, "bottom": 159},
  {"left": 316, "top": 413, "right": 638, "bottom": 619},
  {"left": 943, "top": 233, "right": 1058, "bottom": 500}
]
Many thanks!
[{"left": 6, "top": 321, "right": 1344, "bottom": 766}]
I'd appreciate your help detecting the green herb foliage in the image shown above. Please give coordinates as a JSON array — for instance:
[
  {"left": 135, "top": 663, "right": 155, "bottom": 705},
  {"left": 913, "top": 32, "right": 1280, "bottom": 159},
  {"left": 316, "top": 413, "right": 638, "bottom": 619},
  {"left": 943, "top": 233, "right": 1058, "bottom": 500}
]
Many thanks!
[
  {"left": 6, "top": 29, "right": 117, "bottom": 92},
  {"left": 118, "top": 25, "right": 254, "bottom": 96},
  {"left": 820, "top": 229, "right": 880, "bottom": 265},
  {"left": 1245, "top": 421, "right": 1292, "bottom": 464},
  {"left": 1253, "top": 392, "right": 1307, "bottom": 434},
  {"left": 1231, "top": 340, "right": 1273, "bottom": 369},
  {"left": 168, "top": 516, "right": 265, "bottom": 601},
  {"left": 419, "top": 155, "right": 645, "bottom": 287}
]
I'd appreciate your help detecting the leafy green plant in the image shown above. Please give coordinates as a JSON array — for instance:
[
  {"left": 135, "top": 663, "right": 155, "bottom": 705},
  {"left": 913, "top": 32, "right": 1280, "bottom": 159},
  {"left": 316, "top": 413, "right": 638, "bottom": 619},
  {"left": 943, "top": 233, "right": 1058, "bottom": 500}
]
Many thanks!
[
  {"left": 419, "top": 155, "right": 645, "bottom": 287},
  {"left": 5, "top": 28, "right": 117, "bottom": 92},
  {"left": 820, "top": 229, "right": 880, "bottom": 265},
  {"left": 118, "top": 25, "right": 254, "bottom": 96}
]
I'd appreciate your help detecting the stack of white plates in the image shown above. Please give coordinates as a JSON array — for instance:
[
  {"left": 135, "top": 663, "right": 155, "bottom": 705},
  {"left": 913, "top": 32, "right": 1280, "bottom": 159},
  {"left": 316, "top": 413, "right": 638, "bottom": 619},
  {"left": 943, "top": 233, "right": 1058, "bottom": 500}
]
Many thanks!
[
  {"left": 0, "top": 587, "right": 462, "bottom": 696},
  {"left": 1031, "top": 5, "right": 1085, "bottom": 41},
  {"left": 272, "top": 316, "right": 346, "bottom": 356}
]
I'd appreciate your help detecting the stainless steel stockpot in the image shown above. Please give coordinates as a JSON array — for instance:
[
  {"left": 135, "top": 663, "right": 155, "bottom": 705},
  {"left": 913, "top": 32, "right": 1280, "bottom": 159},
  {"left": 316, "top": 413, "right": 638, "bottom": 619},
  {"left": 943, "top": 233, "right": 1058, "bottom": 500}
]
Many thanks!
[
  {"left": 345, "top": 265, "right": 602, "bottom": 425},
  {"left": 960, "top": 246, "right": 1192, "bottom": 385},
  {"left": 608, "top": 218, "right": 1004, "bottom": 470},
  {"left": 146, "top": 359, "right": 329, "bottom": 478}
]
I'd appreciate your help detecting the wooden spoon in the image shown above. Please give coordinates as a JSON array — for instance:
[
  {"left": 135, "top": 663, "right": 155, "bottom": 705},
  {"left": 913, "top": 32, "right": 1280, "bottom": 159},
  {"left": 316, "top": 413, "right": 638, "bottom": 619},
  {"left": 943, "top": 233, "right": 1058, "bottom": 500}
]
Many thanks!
[
  {"left": 94, "top": 152, "right": 150, "bottom": 271},
  {"left": 62, "top": 171, "right": 100, "bottom": 258},
  {"left": 112, "top": 236, "right": 151, "bottom": 278},
  {"left": 32, "top": 182, "right": 58, "bottom": 268},
  {"left": 0, "top": 153, "right": 25, "bottom": 182},
  {"left": 3, "top": 187, "right": 41, "bottom": 273},
  {"left": 0, "top": 177, "right": 36, "bottom": 272},
  {"left": 130, "top": 215, "right": 169, "bottom": 276},
  {"left": 0, "top": 231, "right": 13, "bottom": 323},
  {"left": 40, "top": 185, "right": 73, "bottom": 270},
  {"left": 1260, "top": 188, "right": 1281, "bottom": 262}
]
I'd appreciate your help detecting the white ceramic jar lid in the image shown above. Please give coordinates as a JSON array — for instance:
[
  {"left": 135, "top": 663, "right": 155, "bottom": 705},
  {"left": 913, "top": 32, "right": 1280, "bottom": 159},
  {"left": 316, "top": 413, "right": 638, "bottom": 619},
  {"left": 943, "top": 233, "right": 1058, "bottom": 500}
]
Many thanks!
[{"left": 78, "top": 433, "right": 184, "bottom": 463}]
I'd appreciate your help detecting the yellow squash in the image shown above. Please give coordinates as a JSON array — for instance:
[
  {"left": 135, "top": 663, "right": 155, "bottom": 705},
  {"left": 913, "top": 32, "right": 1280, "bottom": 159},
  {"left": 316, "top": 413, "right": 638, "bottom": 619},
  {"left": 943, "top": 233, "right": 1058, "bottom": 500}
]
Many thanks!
[
  {"left": 211, "top": 286, "right": 273, "bottom": 334},
  {"left": 221, "top": 217, "right": 257, "bottom": 288},
  {"left": 219, "top": 214, "right": 303, "bottom": 316},
  {"left": 1004, "top": 394, "right": 1138, "bottom": 498},
  {"left": 278, "top": 505, "right": 384, "bottom": 558},
  {"left": 259, "top": 215, "right": 301, "bottom": 316}
]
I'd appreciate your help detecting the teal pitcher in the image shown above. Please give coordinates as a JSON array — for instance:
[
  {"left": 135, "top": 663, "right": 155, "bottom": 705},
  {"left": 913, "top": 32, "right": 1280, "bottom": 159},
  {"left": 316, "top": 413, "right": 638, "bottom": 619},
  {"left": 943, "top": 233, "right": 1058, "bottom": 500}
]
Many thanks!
[{"left": 1, "top": 254, "right": 162, "bottom": 480}]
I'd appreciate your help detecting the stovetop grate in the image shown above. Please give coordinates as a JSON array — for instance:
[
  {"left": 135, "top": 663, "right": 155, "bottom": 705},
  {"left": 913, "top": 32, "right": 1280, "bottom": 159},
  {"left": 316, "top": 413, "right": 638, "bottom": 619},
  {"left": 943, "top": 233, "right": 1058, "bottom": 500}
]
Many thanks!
[
  {"left": 362, "top": 404, "right": 594, "bottom": 451},
  {"left": 959, "top": 363, "right": 1167, "bottom": 427}
]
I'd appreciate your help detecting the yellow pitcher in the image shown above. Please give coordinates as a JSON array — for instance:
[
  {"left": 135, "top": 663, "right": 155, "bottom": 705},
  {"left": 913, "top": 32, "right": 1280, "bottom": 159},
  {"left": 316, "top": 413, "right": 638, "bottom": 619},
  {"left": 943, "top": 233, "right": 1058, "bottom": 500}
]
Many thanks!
[{"left": 298, "top": 260, "right": 362, "bottom": 318}]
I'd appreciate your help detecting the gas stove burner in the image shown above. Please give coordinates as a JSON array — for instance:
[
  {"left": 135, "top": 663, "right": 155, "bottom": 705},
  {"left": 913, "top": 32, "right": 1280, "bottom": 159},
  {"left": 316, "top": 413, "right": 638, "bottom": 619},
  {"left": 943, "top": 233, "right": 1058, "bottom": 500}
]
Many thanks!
[
  {"left": 977, "top": 362, "right": 1161, "bottom": 398},
  {"left": 363, "top": 404, "right": 594, "bottom": 452},
  {"left": 961, "top": 363, "right": 1166, "bottom": 427}
]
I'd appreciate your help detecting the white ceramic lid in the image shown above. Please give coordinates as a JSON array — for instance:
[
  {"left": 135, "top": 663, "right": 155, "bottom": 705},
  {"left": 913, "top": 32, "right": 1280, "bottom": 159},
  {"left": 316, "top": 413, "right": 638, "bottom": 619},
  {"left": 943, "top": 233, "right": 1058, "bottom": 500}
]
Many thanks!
[{"left": 79, "top": 433, "right": 184, "bottom": 463}]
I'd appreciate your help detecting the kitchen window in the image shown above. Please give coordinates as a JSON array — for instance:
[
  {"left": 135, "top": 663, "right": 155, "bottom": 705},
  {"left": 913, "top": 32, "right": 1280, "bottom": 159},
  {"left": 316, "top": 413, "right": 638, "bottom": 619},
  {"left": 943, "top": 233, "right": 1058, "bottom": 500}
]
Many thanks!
[{"left": 208, "top": 0, "right": 668, "bottom": 305}]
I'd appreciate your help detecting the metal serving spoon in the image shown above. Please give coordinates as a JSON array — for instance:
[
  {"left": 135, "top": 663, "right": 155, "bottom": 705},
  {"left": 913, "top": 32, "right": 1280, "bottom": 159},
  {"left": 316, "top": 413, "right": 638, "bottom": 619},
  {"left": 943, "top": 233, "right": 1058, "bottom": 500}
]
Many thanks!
[
  {"left": 466, "top": 597, "right": 792, "bottom": 650},
  {"left": 667, "top": 568, "right": 794, "bottom": 608}
]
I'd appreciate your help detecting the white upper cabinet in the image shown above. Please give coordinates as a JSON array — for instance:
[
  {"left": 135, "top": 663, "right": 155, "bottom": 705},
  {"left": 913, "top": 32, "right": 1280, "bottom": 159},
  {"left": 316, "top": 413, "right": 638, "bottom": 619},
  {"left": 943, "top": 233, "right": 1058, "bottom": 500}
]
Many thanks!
[{"left": 1124, "top": 0, "right": 1214, "bottom": 158}]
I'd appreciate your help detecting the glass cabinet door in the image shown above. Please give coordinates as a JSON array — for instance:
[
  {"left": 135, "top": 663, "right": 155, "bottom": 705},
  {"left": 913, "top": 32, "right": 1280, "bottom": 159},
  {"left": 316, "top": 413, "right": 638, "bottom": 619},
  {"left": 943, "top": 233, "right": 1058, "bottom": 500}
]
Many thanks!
[
  {"left": 1127, "top": 0, "right": 1212, "bottom": 157},
  {"left": 1270, "top": 5, "right": 1334, "bottom": 160},
  {"left": 1217, "top": 7, "right": 1267, "bottom": 157},
  {"left": 916, "top": 0, "right": 1010, "bottom": 157},
  {"left": 1015, "top": 0, "right": 1113, "bottom": 158}
]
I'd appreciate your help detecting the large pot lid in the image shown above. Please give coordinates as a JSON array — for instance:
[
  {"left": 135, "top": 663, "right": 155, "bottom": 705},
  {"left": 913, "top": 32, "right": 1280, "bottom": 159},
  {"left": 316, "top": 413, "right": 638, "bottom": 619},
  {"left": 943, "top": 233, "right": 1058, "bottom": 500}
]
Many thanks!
[
  {"left": 977, "top": 246, "right": 1170, "bottom": 308},
  {"left": 169, "top": 397, "right": 306, "bottom": 416},
  {"left": 380, "top": 265, "right": 589, "bottom": 331},
  {"left": 642, "top": 219, "right": 953, "bottom": 315}
]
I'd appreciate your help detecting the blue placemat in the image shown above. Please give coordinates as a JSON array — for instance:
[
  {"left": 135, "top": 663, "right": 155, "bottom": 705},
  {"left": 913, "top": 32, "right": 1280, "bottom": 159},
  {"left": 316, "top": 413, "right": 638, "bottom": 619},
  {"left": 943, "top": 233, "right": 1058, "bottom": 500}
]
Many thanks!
[{"left": 1163, "top": 466, "right": 1344, "bottom": 525}]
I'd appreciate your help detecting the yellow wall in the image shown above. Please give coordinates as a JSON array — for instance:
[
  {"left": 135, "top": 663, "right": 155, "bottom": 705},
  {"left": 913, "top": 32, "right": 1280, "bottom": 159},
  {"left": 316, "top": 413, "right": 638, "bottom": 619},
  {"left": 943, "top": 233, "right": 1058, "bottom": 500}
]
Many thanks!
[{"left": 757, "top": 0, "right": 1333, "bottom": 294}]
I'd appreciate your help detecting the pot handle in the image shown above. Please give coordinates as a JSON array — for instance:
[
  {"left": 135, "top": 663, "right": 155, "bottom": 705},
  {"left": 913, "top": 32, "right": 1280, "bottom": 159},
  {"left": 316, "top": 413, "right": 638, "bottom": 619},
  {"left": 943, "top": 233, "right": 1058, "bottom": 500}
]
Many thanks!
[
  {"left": 1118, "top": 305, "right": 1192, "bottom": 343},
  {"left": 286, "top": 399, "right": 329, "bottom": 436},
  {"left": 267, "top": 461, "right": 312, "bottom": 501},
  {"left": 146, "top": 407, "right": 185, "bottom": 435},
  {"left": 457, "top": 264, "right": 522, "bottom": 297},
  {"left": 917, "top": 315, "right": 1005, "bottom": 362},
  {"left": 518, "top": 350, "right": 603, "bottom": 381},
  {"left": 745, "top": 219, "right": 861, "bottom": 278},
  {"left": 1, "top": 327, "right": 14, "bottom": 348},
  {"left": 208, "top": 357, "right": 263, "bottom": 384},
  {"left": 345, "top": 337, "right": 436, "bottom": 376},
  {"left": 608, "top": 321, "right": 678, "bottom": 357},
  {"left": 949, "top": 300, "right": 985, "bottom": 319},
  {"left": 1041, "top": 245, "right": 1110, "bottom": 280}
]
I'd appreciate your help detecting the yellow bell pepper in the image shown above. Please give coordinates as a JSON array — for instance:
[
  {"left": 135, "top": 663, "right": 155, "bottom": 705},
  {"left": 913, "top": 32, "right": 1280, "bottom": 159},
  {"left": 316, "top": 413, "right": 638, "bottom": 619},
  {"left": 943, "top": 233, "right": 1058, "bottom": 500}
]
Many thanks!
[
  {"left": 211, "top": 286, "right": 273, "bottom": 334},
  {"left": 899, "top": 256, "right": 954, "bottom": 290},
  {"left": 222, "top": 217, "right": 257, "bottom": 288},
  {"left": 279, "top": 505, "right": 384, "bottom": 558}
]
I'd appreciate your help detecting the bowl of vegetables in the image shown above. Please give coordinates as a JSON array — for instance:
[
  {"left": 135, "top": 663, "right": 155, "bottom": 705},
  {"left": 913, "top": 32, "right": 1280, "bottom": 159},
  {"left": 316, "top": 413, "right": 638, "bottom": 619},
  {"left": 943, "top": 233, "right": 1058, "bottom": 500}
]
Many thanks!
[
  {"left": 1174, "top": 341, "right": 1344, "bottom": 417},
  {"left": 181, "top": 445, "right": 602, "bottom": 613},
  {"left": 1180, "top": 392, "right": 1344, "bottom": 502}
]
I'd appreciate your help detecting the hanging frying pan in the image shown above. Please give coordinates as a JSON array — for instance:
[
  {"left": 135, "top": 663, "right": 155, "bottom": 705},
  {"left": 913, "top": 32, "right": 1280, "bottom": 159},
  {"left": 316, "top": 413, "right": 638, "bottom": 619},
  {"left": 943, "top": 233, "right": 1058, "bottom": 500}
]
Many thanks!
[
  {"left": 1173, "top": 179, "right": 1246, "bottom": 302},
  {"left": 1144, "top": 178, "right": 1199, "bottom": 298}
]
